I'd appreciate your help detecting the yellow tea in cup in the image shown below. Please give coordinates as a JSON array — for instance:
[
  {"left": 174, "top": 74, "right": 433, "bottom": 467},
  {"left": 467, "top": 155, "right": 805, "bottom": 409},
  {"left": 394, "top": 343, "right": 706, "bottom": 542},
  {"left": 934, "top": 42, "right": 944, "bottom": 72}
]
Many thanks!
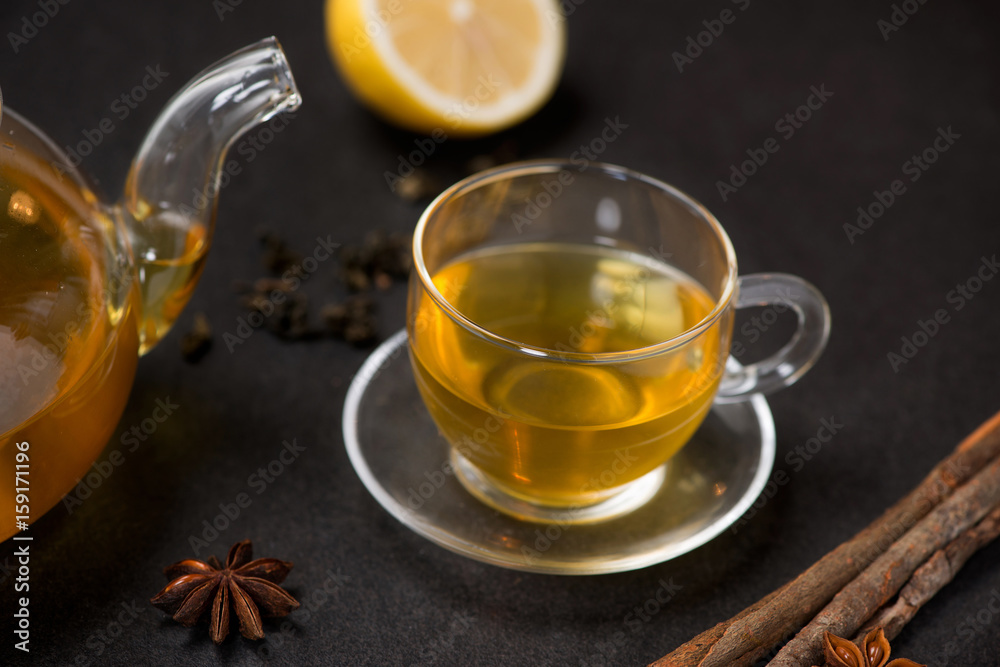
[{"left": 412, "top": 241, "right": 720, "bottom": 505}]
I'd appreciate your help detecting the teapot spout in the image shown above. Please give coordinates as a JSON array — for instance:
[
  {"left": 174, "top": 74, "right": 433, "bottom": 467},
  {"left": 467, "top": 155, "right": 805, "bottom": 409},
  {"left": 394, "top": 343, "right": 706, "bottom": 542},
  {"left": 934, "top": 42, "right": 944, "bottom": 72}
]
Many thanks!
[{"left": 119, "top": 36, "right": 301, "bottom": 353}]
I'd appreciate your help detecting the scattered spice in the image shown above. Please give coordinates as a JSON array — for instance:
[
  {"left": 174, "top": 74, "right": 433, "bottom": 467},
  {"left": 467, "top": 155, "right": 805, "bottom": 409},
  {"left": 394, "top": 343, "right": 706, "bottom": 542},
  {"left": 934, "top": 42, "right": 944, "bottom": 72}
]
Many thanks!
[
  {"left": 652, "top": 409, "right": 1000, "bottom": 667},
  {"left": 151, "top": 539, "right": 299, "bottom": 644},
  {"left": 465, "top": 139, "right": 519, "bottom": 175},
  {"left": 820, "top": 628, "right": 923, "bottom": 667},
  {"left": 339, "top": 230, "right": 412, "bottom": 293},
  {"left": 183, "top": 229, "right": 412, "bottom": 359},
  {"left": 392, "top": 141, "right": 520, "bottom": 204},
  {"left": 180, "top": 312, "right": 213, "bottom": 363},
  {"left": 257, "top": 227, "right": 303, "bottom": 275},
  {"left": 394, "top": 169, "right": 440, "bottom": 202},
  {"left": 250, "top": 229, "right": 410, "bottom": 343},
  {"left": 238, "top": 278, "right": 314, "bottom": 341},
  {"left": 321, "top": 295, "right": 378, "bottom": 345}
]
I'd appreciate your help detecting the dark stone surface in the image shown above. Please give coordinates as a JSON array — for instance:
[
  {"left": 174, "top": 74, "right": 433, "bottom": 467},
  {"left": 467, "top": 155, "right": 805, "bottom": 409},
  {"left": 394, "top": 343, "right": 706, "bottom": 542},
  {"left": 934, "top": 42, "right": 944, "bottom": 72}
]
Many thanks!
[{"left": 1, "top": 0, "right": 999, "bottom": 665}]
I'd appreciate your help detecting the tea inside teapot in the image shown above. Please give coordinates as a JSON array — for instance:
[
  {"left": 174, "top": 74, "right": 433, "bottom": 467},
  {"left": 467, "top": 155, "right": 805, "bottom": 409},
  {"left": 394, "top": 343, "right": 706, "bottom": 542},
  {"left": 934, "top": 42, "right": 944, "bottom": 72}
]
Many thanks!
[{"left": 1, "top": 142, "right": 140, "bottom": 531}]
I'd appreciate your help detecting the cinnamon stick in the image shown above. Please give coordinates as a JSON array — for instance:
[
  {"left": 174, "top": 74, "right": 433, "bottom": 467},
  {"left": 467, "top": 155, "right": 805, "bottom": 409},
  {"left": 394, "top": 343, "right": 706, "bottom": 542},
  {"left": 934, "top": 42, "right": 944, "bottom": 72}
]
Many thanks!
[
  {"left": 648, "top": 584, "right": 788, "bottom": 667},
  {"left": 652, "top": 409, "right": 1000, "bottom": 667},
  {"left": 769, "top": 454, "right": 1000, "bottom": 666},
  {"left": 857, "top": 504, "right": 1000, "bottom": 642}
]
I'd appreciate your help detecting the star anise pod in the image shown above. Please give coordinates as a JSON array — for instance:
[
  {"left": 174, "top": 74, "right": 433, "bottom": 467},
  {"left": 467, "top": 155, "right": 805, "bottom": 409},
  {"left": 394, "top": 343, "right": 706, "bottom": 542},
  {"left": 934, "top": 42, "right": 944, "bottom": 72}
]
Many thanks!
[
  {"left": 819, "top": 628, "right": 925, "bottom": 667},
  {"left": 151, "top": 539, "right": 300, "bottom": 644}
]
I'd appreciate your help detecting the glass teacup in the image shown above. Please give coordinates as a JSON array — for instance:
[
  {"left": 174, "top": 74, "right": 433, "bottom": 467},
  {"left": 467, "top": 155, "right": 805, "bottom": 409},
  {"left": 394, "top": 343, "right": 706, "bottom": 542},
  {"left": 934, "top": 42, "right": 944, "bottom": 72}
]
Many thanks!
[{"left": 407, "top": 160, "right": 829, "bottom": 524}]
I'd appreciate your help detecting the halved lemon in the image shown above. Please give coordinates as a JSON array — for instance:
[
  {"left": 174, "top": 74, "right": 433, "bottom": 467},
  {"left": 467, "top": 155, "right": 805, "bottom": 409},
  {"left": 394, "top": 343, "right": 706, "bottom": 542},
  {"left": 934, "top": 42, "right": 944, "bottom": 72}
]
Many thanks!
[{"left": 325, "top": 0, "right": 567, "bottom": 137}]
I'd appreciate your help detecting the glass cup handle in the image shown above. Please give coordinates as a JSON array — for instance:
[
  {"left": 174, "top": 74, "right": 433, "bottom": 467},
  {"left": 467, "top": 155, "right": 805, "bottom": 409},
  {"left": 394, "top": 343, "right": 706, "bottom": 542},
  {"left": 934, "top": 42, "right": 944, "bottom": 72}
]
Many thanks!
[{"left": 715, "top": 273, "right": 831, "bottom": 403}]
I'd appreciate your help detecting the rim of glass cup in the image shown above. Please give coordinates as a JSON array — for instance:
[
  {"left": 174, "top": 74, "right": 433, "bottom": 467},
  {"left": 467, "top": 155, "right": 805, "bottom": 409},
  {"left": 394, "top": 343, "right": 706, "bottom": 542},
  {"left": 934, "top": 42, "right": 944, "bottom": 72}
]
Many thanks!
[{"left": 413, "top": 159, "right": 738, "bottom": 362}]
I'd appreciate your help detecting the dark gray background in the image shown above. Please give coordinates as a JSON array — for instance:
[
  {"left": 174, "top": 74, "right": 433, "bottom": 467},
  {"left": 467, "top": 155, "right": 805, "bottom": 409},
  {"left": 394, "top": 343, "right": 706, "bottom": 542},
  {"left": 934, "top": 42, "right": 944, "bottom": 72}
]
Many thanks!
[{"left": 2, "top": 0, "right": 999, "bottom": 665}]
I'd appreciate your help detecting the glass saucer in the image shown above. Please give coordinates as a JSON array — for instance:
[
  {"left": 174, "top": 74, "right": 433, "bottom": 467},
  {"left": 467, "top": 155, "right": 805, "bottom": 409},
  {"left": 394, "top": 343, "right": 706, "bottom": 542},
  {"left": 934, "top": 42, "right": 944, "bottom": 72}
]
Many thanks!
[{"left": 342, "top": 330, "right": 776, "bottom": 575}]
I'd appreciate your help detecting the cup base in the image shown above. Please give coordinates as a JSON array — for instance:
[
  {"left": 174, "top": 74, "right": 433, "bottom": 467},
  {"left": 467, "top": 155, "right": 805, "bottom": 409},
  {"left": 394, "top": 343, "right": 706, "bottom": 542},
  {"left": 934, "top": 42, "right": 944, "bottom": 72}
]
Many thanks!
[
  {"left": 343, "top": 329, "right": 777, "bottom": 574},
  {"left": 451, "top": 451, "right": 667, "bottom": 525}
]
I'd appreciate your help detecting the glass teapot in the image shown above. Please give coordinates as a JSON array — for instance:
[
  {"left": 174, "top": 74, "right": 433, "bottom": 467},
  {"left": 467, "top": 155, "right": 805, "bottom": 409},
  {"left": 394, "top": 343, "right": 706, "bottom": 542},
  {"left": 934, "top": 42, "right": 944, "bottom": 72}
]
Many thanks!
[{"left": 0, "top": 38, "right": 301, "bottom": 541}]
